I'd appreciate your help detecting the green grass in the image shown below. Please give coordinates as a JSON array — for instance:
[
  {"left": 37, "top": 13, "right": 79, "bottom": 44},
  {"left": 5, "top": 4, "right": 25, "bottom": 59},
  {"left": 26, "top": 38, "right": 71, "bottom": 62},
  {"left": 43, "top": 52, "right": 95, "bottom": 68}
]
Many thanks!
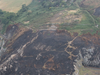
[
  {"left": 11, "top": 0, "right": 100, "bottom": 35},
  {"left": 0, "top": 0, "right": 100, "bottom": 35},
  {"left": 58, "top": 9, "right": 99, "bottom": 35},
  {"left": 15, "top": 0, "right": 68, "bottom": 30}
]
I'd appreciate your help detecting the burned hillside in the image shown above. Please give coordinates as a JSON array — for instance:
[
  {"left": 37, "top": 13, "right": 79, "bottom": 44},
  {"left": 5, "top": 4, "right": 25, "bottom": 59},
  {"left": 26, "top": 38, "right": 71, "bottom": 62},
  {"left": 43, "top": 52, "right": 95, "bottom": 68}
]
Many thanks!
[{"left": 0, "top": 25, "right": 100, "bottom": 75}]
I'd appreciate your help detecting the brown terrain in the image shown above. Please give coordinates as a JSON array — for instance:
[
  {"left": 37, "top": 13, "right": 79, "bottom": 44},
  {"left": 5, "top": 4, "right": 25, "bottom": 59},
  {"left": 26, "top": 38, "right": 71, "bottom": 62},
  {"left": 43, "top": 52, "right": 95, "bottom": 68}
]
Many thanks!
[
  {"left": 48, "top": 9, "right": 82, "bottom": 24},
  {"left": 0, "top": 0, "right": 32, "bottom": 13}
]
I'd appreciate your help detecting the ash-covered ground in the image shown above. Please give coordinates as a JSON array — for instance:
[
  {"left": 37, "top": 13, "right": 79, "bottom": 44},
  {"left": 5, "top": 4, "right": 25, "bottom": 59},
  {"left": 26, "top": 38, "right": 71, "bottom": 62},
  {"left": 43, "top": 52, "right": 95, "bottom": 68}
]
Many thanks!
[{"left": 0, "top": 25, "right": 100, "bottom": 75}]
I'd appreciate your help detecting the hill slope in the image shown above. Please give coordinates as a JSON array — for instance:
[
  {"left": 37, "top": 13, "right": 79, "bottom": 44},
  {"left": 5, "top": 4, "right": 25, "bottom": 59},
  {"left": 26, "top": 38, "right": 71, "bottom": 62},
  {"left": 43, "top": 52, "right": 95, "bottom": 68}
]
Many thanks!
[
  {"left": 0, "top": 0, "right": 100, "bottom": 75},
  {"left": 0, "top": 0, "right": 100, "bottom": 35},
  {"left": 0, "top": 25, "right": 100, "bottom": 75}
]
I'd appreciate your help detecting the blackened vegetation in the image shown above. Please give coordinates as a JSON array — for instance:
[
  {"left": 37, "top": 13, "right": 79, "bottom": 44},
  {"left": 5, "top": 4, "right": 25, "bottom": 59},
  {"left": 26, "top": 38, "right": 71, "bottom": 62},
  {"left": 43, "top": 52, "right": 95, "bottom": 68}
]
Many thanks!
[
  {"left": 0, "top": 30, "right": 76, "bottom": 75},
  {"left": 0, "top": 27, "right": 100, "bottom": 75},
  {"left": 94, "top": 7, "right": 100, "bottom": 16}
]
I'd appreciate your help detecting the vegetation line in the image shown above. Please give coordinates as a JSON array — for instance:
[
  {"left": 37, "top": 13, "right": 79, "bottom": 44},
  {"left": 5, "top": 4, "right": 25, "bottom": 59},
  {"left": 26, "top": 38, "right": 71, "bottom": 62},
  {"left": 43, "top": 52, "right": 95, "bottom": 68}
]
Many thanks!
[{"left": 84, "top": 10, "right": 96, "bottom": 25}]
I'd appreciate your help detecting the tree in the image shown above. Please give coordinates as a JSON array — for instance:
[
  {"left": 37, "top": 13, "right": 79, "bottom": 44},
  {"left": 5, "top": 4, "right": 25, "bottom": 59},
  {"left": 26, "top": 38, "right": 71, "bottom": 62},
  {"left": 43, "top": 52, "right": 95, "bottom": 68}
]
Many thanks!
[
  {"left": 21, "top": 4, "right": 28, "bottom": 12},
  {"left": 0, "top": 9, "right": 3, "bottom": 14},
  {"left": 17, "top": 4, "right": 28, "bottom": 16}
]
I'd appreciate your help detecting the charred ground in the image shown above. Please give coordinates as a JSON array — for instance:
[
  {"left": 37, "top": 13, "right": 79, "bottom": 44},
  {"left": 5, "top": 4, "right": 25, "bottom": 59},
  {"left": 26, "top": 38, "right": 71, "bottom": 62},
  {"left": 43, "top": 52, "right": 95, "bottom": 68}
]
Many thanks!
[{"left": 0, "top": 25, "right": 100, "bottom": 75}]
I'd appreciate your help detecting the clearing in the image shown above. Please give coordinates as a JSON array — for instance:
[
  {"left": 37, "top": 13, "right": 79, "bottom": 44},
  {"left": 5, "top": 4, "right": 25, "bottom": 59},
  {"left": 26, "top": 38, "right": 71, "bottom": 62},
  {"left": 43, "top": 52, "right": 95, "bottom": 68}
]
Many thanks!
[
  {"left": 0, "top": 0, "right": 32, "bottom": 13},
  {"left": 49, "top": 9, "right": 82, "bottom": 24}
]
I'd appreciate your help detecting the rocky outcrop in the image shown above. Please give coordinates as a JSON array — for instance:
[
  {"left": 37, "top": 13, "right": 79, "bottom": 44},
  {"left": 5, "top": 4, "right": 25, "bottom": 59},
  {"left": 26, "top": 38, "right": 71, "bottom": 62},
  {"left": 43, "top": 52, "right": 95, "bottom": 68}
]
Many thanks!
[
  {"left": 82, "top": 46, "right": 100, "bottom": 67},
  {"left": 0, "top": 25, "right": 100, "bottom": 75}
]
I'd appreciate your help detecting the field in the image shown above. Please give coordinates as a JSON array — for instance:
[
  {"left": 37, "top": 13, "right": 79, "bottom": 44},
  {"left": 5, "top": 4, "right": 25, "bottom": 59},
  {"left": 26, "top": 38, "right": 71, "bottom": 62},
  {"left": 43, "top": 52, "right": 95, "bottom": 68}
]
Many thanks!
[
  {"left": 0, "top": 0, "right": 32, "bottom": 13},
  {"left": 49, "top": 9, "right": 82, "bottom": 24}
]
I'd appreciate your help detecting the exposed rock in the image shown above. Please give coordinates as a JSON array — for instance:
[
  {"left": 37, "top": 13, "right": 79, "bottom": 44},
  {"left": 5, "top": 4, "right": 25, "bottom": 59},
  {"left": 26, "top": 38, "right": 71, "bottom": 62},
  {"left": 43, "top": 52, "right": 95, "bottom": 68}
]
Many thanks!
[{"left": 81, "top": 46, "right": 100, "bottom": 67}]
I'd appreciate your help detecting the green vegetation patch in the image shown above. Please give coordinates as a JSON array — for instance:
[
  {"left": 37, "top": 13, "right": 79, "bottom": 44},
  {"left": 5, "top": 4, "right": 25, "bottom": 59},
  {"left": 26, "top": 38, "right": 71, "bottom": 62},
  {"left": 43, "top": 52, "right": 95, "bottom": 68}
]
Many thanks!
[
  {"left": 58, "top": 9, "right": 98, "bottom": 35},
  {"left": 0, "top": 0, "right": 100, "bottom": 35}
]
